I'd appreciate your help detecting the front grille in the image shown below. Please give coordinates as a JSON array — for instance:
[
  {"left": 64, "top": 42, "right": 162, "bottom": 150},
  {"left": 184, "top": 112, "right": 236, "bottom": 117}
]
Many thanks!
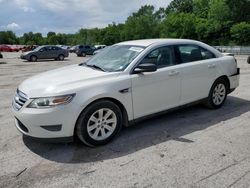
[{"left": 13, "top": 89, "right": 28, "bottom": 111}]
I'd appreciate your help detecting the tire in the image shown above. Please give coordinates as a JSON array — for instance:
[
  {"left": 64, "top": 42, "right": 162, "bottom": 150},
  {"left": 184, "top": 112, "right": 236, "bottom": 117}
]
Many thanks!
[
  {"left": 205, "top": 78, "right": 228, "bottom": 109},
  {"left": 81, "top": 52, "right": 86, "bottom": 57},
  {"left": 76, "top": 100, "right": 122, "bottom": 146},
  {"left": 30, "top": 55, "right": 37, "bottom": 62},
  {"left": 58, "top": 54, "right": 64, "bottom": 61},
  {"left": 247, "top": 55, "right": 250, "bottom": 64}
]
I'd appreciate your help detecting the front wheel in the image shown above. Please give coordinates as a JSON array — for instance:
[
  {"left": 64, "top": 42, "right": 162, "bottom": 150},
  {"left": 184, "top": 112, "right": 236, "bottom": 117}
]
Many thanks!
[
  {"left": 76, "top": 100, "right": 122, "bottom": 146},
  {"left": 30, "top": 55, "right": 37, "bottom": 62},
  {"left": 205, "top": 78, "right": 228, "bottom": 109}
]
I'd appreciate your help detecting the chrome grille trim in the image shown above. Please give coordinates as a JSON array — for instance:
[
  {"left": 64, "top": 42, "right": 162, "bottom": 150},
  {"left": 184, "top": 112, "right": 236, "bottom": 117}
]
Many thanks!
[{"left": 13, "top": 89, "right": 28, "bottom": 111}]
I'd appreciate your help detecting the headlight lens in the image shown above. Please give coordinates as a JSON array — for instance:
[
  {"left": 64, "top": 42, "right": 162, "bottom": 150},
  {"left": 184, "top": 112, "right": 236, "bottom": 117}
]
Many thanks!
[{"left": 27, "top": 94, "right": 75, "bottom": 108}]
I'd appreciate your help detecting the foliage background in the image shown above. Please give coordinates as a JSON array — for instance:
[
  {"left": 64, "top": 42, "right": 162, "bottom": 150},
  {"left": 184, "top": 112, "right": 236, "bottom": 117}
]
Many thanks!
[{"left": 0, "top": 0, "right": 249, "bottom": 46}]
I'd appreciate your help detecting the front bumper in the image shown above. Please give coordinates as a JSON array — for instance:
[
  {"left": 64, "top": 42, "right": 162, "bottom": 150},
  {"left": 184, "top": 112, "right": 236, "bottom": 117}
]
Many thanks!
[
  {"left": 229, "top": 68, "right": 240, "bottom": 89},
  {"left": 20, "top": 55, "right": 27, "bottom": 60},
  {"left": 12, "top": 98, "right": 80, "bottom": 140}
]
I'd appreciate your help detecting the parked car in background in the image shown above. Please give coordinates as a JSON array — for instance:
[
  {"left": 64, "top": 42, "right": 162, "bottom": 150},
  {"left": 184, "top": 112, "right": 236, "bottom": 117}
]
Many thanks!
[
  {"left": 222, "top": 53, "right": 234, "bottom": 57},
  {"left": 69, "top": 46, "right": 77, "bottom": 53},
  {"left": 75, "top": 45, "right": 95, "bottom": 57},
  {"left": 94, "top": 45, "right": 106, "bottom": 50},
  {"left": 93, "top": 46, "right": 109, "bottom": 55},
  {"left": 20, "top": 45, "right": 69, "bottom": 62},
  {"left": 21, "top": 45, "right": 38, "bottom": 52},
  {"left": 57, "top": 45, "right": 70, "bottom": 51},
  {"left": 13, "top": 39, "right": 240, "bottom": 146},
  {"left": 0, "top": 44, "right": 19, "bottom": 52}
]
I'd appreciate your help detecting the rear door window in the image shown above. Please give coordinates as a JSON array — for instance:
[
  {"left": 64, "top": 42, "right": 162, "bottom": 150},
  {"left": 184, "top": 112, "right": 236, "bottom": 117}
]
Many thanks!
[{"left": 177, "top": 45, "right": 215, "bottom": 63}]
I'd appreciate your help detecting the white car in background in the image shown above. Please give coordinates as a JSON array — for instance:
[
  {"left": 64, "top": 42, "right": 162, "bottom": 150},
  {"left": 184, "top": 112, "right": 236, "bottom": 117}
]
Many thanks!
[{"left": 12, "top": 39, "right": 240, "bottom": 146}]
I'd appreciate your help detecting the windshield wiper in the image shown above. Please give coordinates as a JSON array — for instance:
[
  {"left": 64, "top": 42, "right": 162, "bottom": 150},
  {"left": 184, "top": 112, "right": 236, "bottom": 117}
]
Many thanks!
[{"left": 85, "top": 64, "right": 106, "bottom": 72}]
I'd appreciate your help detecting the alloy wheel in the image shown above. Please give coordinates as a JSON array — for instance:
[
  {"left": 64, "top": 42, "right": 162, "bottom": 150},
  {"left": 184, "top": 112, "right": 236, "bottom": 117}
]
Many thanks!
[
  {"left": 212, "top": 83, "right": 226, "bottom": 105},
  {"left": 87, "top": 108, "right": 117, "bottom": 141}
]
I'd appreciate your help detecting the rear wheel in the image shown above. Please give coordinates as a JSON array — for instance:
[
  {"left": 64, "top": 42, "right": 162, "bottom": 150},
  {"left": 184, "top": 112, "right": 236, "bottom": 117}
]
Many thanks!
[
  {"left": 30, "top": 55, "right": 37, "bottom": 62},
  {"left": 76, "top": 100, "right": 122, "bottom": 146},
  {"left": 58, "top": 54, "right": 64, "bottom": 61},
  {"left": 81, "top": 52, "right": 86, "bottom": 57},
  {"left": 205, "top": 78, "right": 228, "bottom": 109}
]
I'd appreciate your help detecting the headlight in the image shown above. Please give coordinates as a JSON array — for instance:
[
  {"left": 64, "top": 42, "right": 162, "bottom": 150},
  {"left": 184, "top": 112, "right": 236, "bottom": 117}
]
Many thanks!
[{"left": 27, "top": 94, "right": 75, "bottom": 108}]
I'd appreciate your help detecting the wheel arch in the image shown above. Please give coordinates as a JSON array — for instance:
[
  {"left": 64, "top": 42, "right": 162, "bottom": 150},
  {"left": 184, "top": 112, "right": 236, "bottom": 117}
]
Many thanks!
[
  {"left": 215, "top": 75, "right": 230, "bottom": 92},
  {"left": 74, "top": 97, "right": 129, "bottom": 136},
  {"left": 58, "top": 54, "right": 65, "bottom": 60},
  {"left": 29, "top": 54, "right": 37, "bottom": 61}
]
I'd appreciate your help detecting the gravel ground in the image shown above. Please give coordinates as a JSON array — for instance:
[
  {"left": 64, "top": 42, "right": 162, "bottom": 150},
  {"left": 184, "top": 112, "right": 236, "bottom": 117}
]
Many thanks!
[{"left": 0, "top": 52, "right": 250, "bottom": 188}]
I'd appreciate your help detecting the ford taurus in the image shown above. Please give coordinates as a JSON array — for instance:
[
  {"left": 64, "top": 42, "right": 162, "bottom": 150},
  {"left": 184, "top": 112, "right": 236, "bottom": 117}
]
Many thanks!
[{"left": 12, "top": 39, "right": 240, "bottom": 146}]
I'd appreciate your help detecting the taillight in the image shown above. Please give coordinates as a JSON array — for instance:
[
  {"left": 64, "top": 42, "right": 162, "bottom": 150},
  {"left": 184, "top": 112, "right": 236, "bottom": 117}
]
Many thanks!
[{"left": 233, "top": 56, "right": 237, "bottom": 66}]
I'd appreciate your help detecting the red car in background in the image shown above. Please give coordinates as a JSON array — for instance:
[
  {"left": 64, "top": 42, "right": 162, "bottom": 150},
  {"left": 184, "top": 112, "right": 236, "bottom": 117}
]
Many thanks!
[{"left": 0, "top": 45, "right": 19, "bottom": 52}]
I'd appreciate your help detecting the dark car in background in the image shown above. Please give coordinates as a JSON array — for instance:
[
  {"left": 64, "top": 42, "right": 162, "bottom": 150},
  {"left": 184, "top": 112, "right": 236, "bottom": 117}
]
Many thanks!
[
  {"left": 75, "top": 45, "right": 95, "bottom": 57},
  {"left": 20, "top": 45, "right": 69, "bottom": 62}
]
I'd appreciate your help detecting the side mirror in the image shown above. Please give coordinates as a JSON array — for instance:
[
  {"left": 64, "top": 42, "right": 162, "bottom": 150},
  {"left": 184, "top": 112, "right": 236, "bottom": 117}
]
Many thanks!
[{"left": 133, "top": 63, "right": 157, "bottom": 73}]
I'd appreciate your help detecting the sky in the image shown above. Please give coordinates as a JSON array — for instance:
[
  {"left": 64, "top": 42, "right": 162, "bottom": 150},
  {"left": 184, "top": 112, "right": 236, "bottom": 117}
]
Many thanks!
[{"left": 0, "top": 0, "right": 172, "bottom": 36}]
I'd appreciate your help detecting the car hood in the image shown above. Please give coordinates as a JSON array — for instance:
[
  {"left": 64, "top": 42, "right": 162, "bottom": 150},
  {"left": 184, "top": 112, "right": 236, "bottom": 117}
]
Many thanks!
[
  {"left": 22, "top": 51, "right": 31, "bottom": 56},
  {"left": 19, "top": 64, "right": 120, "bottom": 97}
]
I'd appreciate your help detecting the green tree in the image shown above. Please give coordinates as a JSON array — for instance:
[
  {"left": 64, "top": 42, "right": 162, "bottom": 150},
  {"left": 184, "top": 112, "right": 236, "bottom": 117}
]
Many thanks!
[
  {"left": 47, "top": 32, "right": 56, "bottom": 39},
  {"left": 193, "top": 0, "right": 209, "bottom": 18},
  {"left": 56, "top": 33, "right": 68, "bottom": 44},
  {"left": 165, "top": 0, "right": 193, "bottom": 14},
  {"left": 124, "top": 5, "right": 160, "bottom": 40},
  {"left": 208, "top": 0, "right": 230, "bottom": 23},
  {"left": 21, "top": 32, "right": 36, "bottom": 45},
  {"left": 230, "top": 22, "right": 250, "bottom": 45},
  {"left": 0, "top": 31, "right": 18, "bottom": 44},
  {"left": 47, "top": 32, "right": 57, "bottom": 44},
  {"left": 33, "top": 33, "right": 44, "bottom": 45},
  {"left": 160, "top": 13, "right": 197, "bottom": 39},
  {"left": 102, "top": 23, "right": 123, "bottom": 45},
  {"left": 227, "top": 0, "right": 250, "bottom": 23}
]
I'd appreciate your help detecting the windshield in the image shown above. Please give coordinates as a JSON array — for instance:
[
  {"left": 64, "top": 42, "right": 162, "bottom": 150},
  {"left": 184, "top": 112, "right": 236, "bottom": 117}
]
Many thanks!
[
  {"left": 33, "top": 46, "right": 43, "bottom": 51},
  {"left": 84, "top": 45, "right": 145, "bottom": 72}
]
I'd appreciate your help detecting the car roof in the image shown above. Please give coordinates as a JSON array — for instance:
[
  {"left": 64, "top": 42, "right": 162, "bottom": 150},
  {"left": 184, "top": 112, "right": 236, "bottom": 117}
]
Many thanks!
[
  {"left": 117, "top": 38, "right": 203, "bottom": 47},
  {"left": 116, "top": 38, "right": 223, "bottom": 57}
]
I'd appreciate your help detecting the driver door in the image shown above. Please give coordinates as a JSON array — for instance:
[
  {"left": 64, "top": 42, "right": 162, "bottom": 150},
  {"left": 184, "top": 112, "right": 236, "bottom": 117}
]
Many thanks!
[
  {"left": 37, "top": 47, "right": 48, "bottom": 59},
  {"left": 131, "top": 46, "right": 181, "bottom": 119}
]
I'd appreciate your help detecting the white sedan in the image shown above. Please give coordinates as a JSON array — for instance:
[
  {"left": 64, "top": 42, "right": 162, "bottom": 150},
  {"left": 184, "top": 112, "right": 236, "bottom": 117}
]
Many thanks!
[{"left": 12, "top": 39, "right": 240, "bottom": 146}]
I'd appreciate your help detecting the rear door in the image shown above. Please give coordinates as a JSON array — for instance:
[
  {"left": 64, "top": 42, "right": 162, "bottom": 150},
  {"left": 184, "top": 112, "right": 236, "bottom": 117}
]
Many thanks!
[
  {"left": 51, "top": 46, "right": 60, "bottom": 58},
  {"left": 45, "top": 46, "right": 59, "bottom": 59},
  {"left": 175, "top": 44, "right": 217, "bottom": 105}
]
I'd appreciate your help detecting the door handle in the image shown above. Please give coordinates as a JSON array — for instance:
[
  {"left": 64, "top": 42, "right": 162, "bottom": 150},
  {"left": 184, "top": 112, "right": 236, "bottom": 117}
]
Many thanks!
[
  {"left": 208, "top": 64, "right": 216, "bottom": 68},
  {"left": 168, "top": 70, "right": 180, "bottom": 76}
]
